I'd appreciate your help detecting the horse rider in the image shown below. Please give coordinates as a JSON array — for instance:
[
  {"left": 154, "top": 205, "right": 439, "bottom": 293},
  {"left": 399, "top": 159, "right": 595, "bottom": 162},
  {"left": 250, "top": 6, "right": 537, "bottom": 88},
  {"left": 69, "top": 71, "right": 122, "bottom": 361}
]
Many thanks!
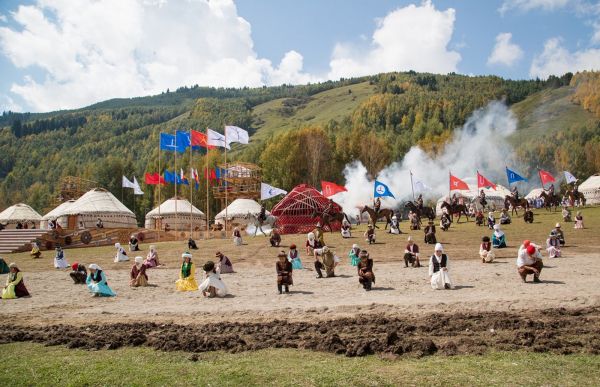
[
  {"left": 479, "top": 189, "right": 487, "bottom": 207},
  {"left": 451, "top": 193, "right": 459, "bottom": 206},
  {"left": 572, "top": 183, "right": 579, "bottom": 198},
  {"left": 258, "top": 204, "right": 267, "bottom": 223},
  {"left": 373, "top": 197, "right": 381, "bottom": 215},
  {"left": 324, "top": 199, "right": 335, "bottom": 216},
  {"left": 511, "top": 186, "right": 520, "bottom": 201},
  {"left": 546, "top": 184, "right": 555, "bottom": 198},
  {"left": 416, "top": 194, "right": 424, "bottom": 211}
]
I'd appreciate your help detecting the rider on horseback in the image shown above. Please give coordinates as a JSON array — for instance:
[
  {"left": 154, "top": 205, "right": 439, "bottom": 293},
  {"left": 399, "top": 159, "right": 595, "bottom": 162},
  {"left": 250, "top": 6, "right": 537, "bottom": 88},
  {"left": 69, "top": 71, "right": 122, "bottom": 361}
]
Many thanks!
[
  {"left": 511, "top": 186, "right": 519, "bottom": 201},
  {"left": 479, "top": 190, "right": 487, "bottom": 207},
  {"left": 324, "top": 199, "right": 335, "bottom": 216},
  {"left": 416, "top": 194, "right": 424, "bottom": 211},
  {"left": 546, "top": 184, "right": 555, "bottom": 197},
  {"left": 373, "top": 197, "right": 381, "bottom": 215},
  {"left": 258, "top": 204, "right": 267, "bottom": 223},
  {"left": 451, "top": 193, "right": 458, "bottom": 206},
  {"left": 573, "top": 183, "right": 579, "bottom": 197}
]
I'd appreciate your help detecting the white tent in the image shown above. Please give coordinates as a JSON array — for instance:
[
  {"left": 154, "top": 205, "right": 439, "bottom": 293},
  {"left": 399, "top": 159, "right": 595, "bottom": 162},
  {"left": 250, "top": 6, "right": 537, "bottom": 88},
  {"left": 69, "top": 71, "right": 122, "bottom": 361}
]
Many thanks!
[
  {"left": 0, "top": 203, "right": 42, "bottom": 229},
  {"left": 525, "top": 188, "right": 545, "bottom": 200},
  {"left": 435, "top": 179, "right": 512, "bottom": 215},
  {"left": 579, "top": 174, "right": 600, "bottom": 204},
  {"left": 145, "top": 198, "right": 206, "bottom": 231},
  {"left": 41, "top": 200, "right": 76, "bottom": 229},
  {"left": 59, "top": 188, "right": 137, "bottom": 229},
  {"left": 215, "top": 198, "right": 267, "bottom": 225}
]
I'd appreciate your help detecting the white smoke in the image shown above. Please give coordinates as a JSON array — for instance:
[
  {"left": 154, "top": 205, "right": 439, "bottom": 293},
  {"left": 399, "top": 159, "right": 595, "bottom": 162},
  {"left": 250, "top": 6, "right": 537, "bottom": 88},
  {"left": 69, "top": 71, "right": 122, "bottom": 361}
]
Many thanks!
[{"left": 334, "top": 100, "right": 519, "bottom": 216}]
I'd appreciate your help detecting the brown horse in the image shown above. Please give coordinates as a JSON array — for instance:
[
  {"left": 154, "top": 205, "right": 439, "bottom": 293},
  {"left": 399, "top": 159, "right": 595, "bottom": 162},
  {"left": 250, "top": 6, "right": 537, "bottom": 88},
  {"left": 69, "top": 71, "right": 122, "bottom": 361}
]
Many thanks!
[
  {"left": 440, "top": 201, "right": 469, "bottom": 223},
  {"left": 504, "top": 195, "right": 529, "bottom": 216},
  {"left": 404, "top": 201, "right": 436, "bottom": 221},
  {"left": 567, "top": 190, "right": 586, "bottom": 207},
  {"left": 539, "top": 191, "right": 560, "bottom": 212},
  {"left": 360, "top": 205, "right": 393, "bottom": 229},
  {"left": 310, "top": 209, "right": 351, "bottom": 233}
]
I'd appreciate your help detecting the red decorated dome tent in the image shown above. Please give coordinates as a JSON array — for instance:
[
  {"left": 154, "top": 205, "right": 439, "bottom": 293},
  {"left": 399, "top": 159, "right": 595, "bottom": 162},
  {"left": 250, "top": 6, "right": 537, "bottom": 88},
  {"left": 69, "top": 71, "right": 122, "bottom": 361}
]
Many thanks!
[{"left": 271, "top": 184, "right": 343, "bottom": 234}]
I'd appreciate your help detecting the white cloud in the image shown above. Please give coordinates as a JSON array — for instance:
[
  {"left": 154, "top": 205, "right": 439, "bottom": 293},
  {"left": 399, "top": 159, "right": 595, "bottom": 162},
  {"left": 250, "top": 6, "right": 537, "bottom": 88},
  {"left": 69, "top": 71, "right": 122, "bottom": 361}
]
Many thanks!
[
  {"left": 327, "top": 0, "right": 461, "bottom": 79},
  {"left": 592, "top": 22, "right": 600, "bottom": 45},
  {"left": 0, "top": 14, "right": 7, "bottom": 22},
  {"left": 530, "top": 37, "right": 600, "bottom": 78},
  {"left": 0, "top": 95, "right": 22, "bottom": 112},
  {"left": 499, "top": 0, "right": 570, "bottom": 15},
  {"left": 487, "top": 33, "right": 523, "bottom": 66},
  {"left": 0, "top": 0, "right": 318, "bottom": 112}
]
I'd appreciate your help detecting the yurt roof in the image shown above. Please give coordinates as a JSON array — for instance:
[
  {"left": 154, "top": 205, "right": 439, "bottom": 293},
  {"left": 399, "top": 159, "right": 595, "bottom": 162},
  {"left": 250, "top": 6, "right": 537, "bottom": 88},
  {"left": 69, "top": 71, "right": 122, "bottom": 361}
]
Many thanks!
[
  {"left": 42, "top": 200, "right": 76, "bottom": 220},
  {"left": 525, "top": 188, "right": 545, "bottom": 200},
  {"left": 215, "top": 198, "right": 265, "bottom": 219},
  {"left": 62, "top": 188, "right": 134, "bottom": 216},
  {"left": 271, "top": 184, "right": 337, "bottom": 215},
  {"left": 146, "top": 198, "right": 205, "bottom": 218},
  {"left": 579, "top": 174, "right": 600, "bottom": 191},
  {"left": 0, "top": 203, "right": 42, "bottom": 222}
]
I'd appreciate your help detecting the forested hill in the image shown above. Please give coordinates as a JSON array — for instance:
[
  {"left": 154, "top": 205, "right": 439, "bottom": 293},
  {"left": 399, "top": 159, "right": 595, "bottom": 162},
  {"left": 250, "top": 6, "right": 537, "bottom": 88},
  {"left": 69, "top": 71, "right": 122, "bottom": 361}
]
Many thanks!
[{"left": 1, "top": 70, "right": 598, "bottom": 224}]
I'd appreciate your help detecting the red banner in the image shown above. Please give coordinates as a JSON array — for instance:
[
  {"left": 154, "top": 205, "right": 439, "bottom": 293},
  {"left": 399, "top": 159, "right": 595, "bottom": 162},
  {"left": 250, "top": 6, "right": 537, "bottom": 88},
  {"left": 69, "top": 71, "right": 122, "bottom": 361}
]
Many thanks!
[
  {"left": 144, "top": 173, "right": 165, "bottom": 185},
  {"left": 538, "top": 169, "right": 555, "bottom": 186},
  {"left": 477, "top": 172, "right": 497, "bottom": 190},
  {"left": 321, "top": 181, "right": 347, "bottom": 197},
  {"left": 191, "top": 130, "right": 216, "bottom": 149},
  {"left": 449, "top": 174, "right": 469, "bottom": 191}
]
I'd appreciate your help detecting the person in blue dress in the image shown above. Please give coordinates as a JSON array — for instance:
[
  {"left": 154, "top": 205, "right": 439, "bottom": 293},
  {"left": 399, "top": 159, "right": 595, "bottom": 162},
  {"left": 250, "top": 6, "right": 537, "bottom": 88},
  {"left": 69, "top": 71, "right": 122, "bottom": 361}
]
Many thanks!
[
  {"left": 491, "top": 224, "right": 507, "bottom": 248},
  {"left": 86, "top": 264, "right": 116, "bottom": 297},
  {"left": 348, "top": 244, "right": 361, "bottom": 266},
  {"left": 287, "top": 244, "right": 303, "bottom": 270}
]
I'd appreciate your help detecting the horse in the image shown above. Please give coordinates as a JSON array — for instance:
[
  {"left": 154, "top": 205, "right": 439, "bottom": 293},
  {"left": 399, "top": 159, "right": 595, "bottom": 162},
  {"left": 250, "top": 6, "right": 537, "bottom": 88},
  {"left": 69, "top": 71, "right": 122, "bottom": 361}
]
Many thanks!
[
  {"left": 539, "top": 191, "right": 560, "bottom": 212},
  {"left": 403, "top": 201, "right": 436, "bottom": 221},
  {"left": 440, "top": 201, "right": 469, "bottom": 223},
  {"left": 567, "top": 190, "right": 586, "bottom": 207},
  {"left": 310, "top": 209, "right": 351, "bottom": 233},
  {"left": 360, "top": 205, "right": 394, "bottom": 229},
  {"left": 245, "top": 212, "right": 277, "bottom": 236},
  {"left": 504, "top": 195, "right": 529, "bottom": 216},
  {"left": 470, "top": 196, "right": 488, "bottom": 212}
]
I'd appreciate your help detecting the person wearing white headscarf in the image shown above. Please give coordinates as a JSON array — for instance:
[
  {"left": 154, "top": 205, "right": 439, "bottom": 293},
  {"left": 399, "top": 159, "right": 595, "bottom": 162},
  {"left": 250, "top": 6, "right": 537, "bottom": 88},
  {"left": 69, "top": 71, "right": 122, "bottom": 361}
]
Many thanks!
[
  {"left": 175, "top": 252, "right": 198, "bottom": 292},
  {"left": 305, "top": 232, "right": 322, "bottom": 255},
  {"left": 144, "top": 245, "right": 162, "bottom": 268},
  {"left": 114, "top": 243, "right": 129, "bottom": 262},
  {"left": 53, "top": 246, "right": 69, "bottom": 269},
  {"left": 546, "top": 231, "right": 561, "bottom": 258},
  {"left": 341, "top": 219, "right": 352, "bottom": 238},
  {"left": 429, "top": 243, "right": 452, "bottom": 290},
  {"left": 86, "top": 264, "right": 116, "bottom": 297},
  {"left": 492, "top": 224, "right": 506, "bottom": 248},
  {"left": 130, "top": 256, "right": 148, "bottom": 287},
  {"left": 348, "top": 244, "right": 361, "bottom": 266}
]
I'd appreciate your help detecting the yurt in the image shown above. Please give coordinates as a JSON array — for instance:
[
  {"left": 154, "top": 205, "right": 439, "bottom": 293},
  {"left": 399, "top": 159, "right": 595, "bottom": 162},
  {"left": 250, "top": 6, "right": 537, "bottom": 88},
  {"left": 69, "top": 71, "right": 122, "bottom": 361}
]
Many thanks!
[
  {"left": 271, "top": 184, "right": 342, "bottom": 234},
  {"left": 215, "top": 198, "right": 266, "bottom": 226},
  {"left": 145, "top": 197, "right": 206, "bottom": 231},
  {"left": 435, "top": 180, "right": 512, "bottom": 215},
  {"left": 525, "top": 188, "right": 545, "bottom": 208},
  {"left": 59, "top": 188, "right": 137, "bottom": 229},
  {"left": 579, "top": 174, "right": 600, "bottom": 205},
  {"left": 0, "top": 203, "right": 42, "bottom": 229},
  {"left": 41, "top": 200, "right": 76, "bottom": 229}
]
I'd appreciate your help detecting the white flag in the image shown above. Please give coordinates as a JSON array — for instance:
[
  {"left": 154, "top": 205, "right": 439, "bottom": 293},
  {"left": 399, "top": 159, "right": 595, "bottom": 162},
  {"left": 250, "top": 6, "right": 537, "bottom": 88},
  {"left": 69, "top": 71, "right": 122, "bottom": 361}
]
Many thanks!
[
  {"left": 564, "top": 171, "right": 577, "bottom": 184},
  {"left": 413, "top": 179, "right": 431, "bottom": 192},
  {"left": 225, "top": 125, "right": 249, "bottom": 146},
  {"left": 207, "top": 129, "right": 230, "bottom": 149},
  {"left": 122, "top": 176, "right": 134, "bottom": 189},
  {"left": 132, "top": 176, "right": 144, "bottom": 195},
  {"left": 261, "top": 183, "right": 287, "bottom": 200}
]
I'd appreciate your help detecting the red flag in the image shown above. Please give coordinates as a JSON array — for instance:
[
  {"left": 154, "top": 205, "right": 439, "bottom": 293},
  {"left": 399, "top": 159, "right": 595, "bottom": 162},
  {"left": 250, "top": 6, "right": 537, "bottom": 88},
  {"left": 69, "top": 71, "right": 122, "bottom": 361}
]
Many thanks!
[
  {"left": 191, "top": 130, "right": 215, "bottom": 149},
  {"left": 477, "top": 172, "right": 497, "bottom": 190},
  {"left": 449, "top": 174, "right": 469, "bottom": 191},
  {"left": 144, "top": 173, "right": 166, "bottom": 185},
  {"left": 321, "top": 181, "right": 347, "bottom": 197},
  {"left": 538, "top": 169, "right": 555, "bottom": 186}
]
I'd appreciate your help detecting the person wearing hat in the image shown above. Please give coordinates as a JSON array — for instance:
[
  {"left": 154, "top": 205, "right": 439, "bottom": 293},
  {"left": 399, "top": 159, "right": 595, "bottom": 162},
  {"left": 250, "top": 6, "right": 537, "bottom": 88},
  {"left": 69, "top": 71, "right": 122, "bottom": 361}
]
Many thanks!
[
  {"left": 341, "top": 219, "right": 352, "bottom": 238},
  {"left": 114, "top": 242, "right": 129, "bottom": 263},
  {"left": 54, "top": 245, "right": 69, "bottom": 269},
  {"left": 1, "top": 263, "right": 30, "bottom": 299},
  {"left": 270, "top": 228, "right": 282, "bottom": 247},
  {"left": 492, "top": 224, "right": 506, "bottom": 248},
  {"left": 348, "top": 244, "right": 361, "bottom": 267},
  {"left": 546, "top": 231, "right": 561, "bottom": 258},
  {"left": 287, "top": 244, "right": 303, "bottom": 270},
  {"left": 479, "top": 236, "right": 495, "bottom": 263},
  {"left": 215, "top": 251, "right": 234, "bottom": 274},
  {"left": 487, "top": 211, "right": 495, "bottom": 229},
  {"left": 276, "top": 250, "right": 293, "bottom": 294},
  {"left": 175, "top": 252, "right": 198, "bottom": 292},
  {"left": 553, "top": 223, "right": 565, "bottom": 246},
  {"left": 144, "top": 245, "right": 163, "bottom": 268},
  {"left": 523, "top": 208, "right": 534, "bottom": 224},
  {"left": 312, "top": 223, "right": 325, "bottom": 247},
  {"left": 30, "top": 241, "right": 42, "bottom": 259},
  {"left": 429, "top": 243, "right": 452, "bottom": 290},
  {"left": 314, "top": 246, "right": 338, "bottom": 278},
  {"left": 69, "top": 262, "right": 87, "bottom": 284},
  {"left": 424, "top": 220, "right": 436, "bottom": 245},
  {"left": 440, "top": 211, "right": 451, "bottom": 231},
  {"left": 199, "top": 260, "right": 228, "bottom": 298},
  {"left": 357, "top": 250, "right": 375, "bottom": 291},
  {"left": 404, "top": 236, "right": 421, "bottom": 267},
  {"left": 129, "top": 234, "right": 140, "bottom": 252},
  {"left": 130, "top": 256, "right": 148, "bottom": 287},
  {"left": 575, "top": 211, "right": 584, "bottom": 229},
  {"left": 389, "top": 215, "right": 400, "bottom": 235},
  {"left": 86, "top": 264, "right": 116, "bottom": 297},
  {"left": 500, "top": 209, "right": 511, "bottom": 225},
  {"left": 517, "top": 243, "right": 543, "bottom": 283},
  {"left": 364, "top": 224, "right": 376, "bottom": 244}
]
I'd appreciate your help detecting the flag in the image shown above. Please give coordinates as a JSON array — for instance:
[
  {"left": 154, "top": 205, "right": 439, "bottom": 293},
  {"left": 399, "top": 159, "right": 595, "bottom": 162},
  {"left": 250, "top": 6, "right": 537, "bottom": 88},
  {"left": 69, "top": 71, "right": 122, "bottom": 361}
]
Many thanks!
[
  {"left": 564, "top": 171, "right": 577, "bottom": 184},
  {"left": 207, "top": 129, "right": 230, "bottom": 149},
  {"left": 177, "top": 169, "right": 189, "bottom": 186},
  {"left": 261, "top": 183, "right": 287, "bottom": 200},
  {"left": 191, "top": 168, "right": 200, "bottom": 188},
  {"left": 321, "top": 181, "right": 347, "bottom": 198},
  {"left": 374, "top": 180, "right": 395, "bottom": 198},
  {"left": 132, "top": 177, "right": 144, "bottom": 195},
  {"left": 506, "top": 167, "right": 527, "bottom": 184},
  {"left": 477, "top": 171, "right": 497, "bottom": 190},
  {"left": 413, "top": 179, "right": 431, "bottom": 192},
  {"left": 144, "top": 173, "right": 164, "bottom": 185},
  {"left": 191, "top": 130, "right": 214, "bottom": 150},
  {"left": 538, "top": 169, "right": 555, "bottom": 186},
  {"left": 122, "top": 176, "right": 134, "bottom": 188},
  {"left": 449, "top": 174, "right": 469, "bottom": 191},
  {"left": 163, "top": 170, "right": 176, "bottom": 184},
  {"left": 159, "top": 133, "right": 180, "bottom": 152},
  {"left": 225, "top": 125, "right": 249, "bottom": 146},
  {"left": 176, "top": 131, "right": 191, "bottom": 153}
]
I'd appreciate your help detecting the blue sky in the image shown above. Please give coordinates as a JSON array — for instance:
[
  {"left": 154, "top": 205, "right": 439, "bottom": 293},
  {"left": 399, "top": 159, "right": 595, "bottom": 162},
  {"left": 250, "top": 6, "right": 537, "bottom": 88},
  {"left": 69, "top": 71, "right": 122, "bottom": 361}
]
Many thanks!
[{"left": 0, "top": 0, "right": 599, "bottom": 112}]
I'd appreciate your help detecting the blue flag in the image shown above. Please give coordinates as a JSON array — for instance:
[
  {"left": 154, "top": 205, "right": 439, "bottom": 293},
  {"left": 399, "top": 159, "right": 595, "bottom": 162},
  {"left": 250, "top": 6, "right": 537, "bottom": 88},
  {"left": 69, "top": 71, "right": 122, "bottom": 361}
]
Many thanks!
[
  {"left": 506, "top": 167, "right": 527, "bottom": 184},
  {"left": 163, "top": 170, "right": 175, "bottom": 184},
  {"left": 176, "top": 131, "right": 191, "bottom": 153},
  {"left": 374, "top": 180, "right": 395, "bottom": 198},
  {"left": 161, "top": 133, "right": 186, "bottom": 152}
]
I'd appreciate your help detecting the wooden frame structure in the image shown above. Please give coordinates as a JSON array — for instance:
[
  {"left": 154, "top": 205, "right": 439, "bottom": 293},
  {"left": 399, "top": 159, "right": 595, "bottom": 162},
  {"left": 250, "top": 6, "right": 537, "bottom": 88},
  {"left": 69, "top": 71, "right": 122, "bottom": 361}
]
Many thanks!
[
  {"left": 53, "top": 176, "right": 98, "bottom": 205},
  {"left": 212, "top": 162, "right": 261, "bottom": 209}
]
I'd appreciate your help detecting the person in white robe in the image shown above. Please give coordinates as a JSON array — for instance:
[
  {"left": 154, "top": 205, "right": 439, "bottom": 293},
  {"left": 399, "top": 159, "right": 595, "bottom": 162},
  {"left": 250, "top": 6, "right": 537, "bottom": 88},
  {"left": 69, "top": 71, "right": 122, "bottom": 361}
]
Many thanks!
[
  {"left": 429, "top": 243, "right": 452, "bottom": 290},
  {"left": 546, "top": 232, "right": 561, "bottom": 258},
  {"left": 114, "top": 242, "right": 129, "bottom": 262},
  {"left": 53, "top": 246, "right": 69, "bottom": 269},
  {"left": 199, "top": 261, "right": 228, "bottom": 298},
  {"left": 388, "top": 215, "right": 400, "bottom": 235},
  {"left": 340, "top": 220, "right": 352, "bottom": 238}
]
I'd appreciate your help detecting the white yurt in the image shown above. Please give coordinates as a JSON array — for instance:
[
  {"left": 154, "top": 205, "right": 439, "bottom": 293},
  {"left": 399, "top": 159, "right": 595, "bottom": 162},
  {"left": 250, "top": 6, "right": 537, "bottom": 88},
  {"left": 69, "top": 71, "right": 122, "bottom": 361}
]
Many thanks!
[
  {"left": 41, "top": 200, "right": 76, "bottom": 229},
  {"left": 145, "top": 197, "right": 206, "bottom": 231},
  {"left": 435, "top": 179, "right": 512, "bottom": 215},
  {"left": 579, "top": 174, "right": 600, "bottom": 205},
  {"left": 58, "top": 188, "right": 137, "bottom": 229},
  {"left": 215, "top": 198, "right": 267, "bottom": 225},
  {"left": 0, "top": 203, "right": 42, "bottom": 229},
  {"left": 525, "top": 188, "right": 545, "bottom": 200}
]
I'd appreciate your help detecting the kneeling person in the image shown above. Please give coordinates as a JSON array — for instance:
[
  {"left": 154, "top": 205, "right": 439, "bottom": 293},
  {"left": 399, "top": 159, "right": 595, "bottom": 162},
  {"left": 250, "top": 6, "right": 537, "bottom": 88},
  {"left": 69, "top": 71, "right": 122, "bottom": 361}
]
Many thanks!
[{"left": 357, "top": 250, "right": 375, "bottom": 291}]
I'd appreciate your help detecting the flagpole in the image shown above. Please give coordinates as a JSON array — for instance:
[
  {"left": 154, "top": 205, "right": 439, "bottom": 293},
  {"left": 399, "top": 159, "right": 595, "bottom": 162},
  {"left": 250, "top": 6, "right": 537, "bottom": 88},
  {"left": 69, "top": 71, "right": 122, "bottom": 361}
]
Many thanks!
[
  {"left": 224, "top": 125, "right": 228, "bottom": 235},
  {"left": 189, "top": 128, "right": 193, "bottom": 239},
  {"left": 158, "top": 138, "right": 161, "bottom": 242},
  {"left": 175, "top": 142, "right": 178, "bottom": 239},
  {"left": 448, "top": 170, "right": 451, "bottom": 201},
  {"left": 206, "top": 127, "right": 210, "bottom": 239},
  {"left": 410, "top": 170, "right": 415, "bottom": 201}
]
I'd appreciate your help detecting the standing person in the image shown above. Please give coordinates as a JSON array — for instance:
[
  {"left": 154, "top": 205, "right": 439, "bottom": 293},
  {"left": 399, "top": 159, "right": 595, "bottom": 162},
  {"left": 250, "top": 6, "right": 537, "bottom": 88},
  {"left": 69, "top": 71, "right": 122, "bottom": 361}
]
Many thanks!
[
  {"left": 479, "top": 236, "right": 495, "bottom": 263},
  {"left": 144, "top": 245, "right": 162, "bottom": 268},
  {"left": 1, "top": 263, "right": 30, "bottom": 299},
  {"left": 404, "top": 236, "right": 421, "bottom": 268},
  {"left": 574, "top": 211, "right": 584, "bottom": 229},
  {"left": 357, "top": 250, "right": 375, "bottom": 291},
  {"left": 270, "top": 229, "right": 282, "bottom": 247},
  {"left": 314, "top": 246, "right": 338, "bottom": 278},
  {"left": 175, "top": 252, "right": 198, "bottom": 292},
  {"left": 215, "top": 251, "right": 234, "bottom": 274},
  {"left": 364, "top": 224, "right": 376, "bottom": 244},
  {"left": 130, "top": 256, "right": 148, "bottom": 287},
  {"left": 546, "top": 232, "right": 562, "bottom": 258},
  {"left": 30, "top": 241, "right": 41, "bottom": 259},
  {"left": 348, "top": 244, "right": 361, "bottom": 267},
  {"left": 199, "top": 261, "right": 228, "bottom": 298},
  {"left": 114, "top": 243, "right": 129, "bottom": 262},
  {"left": 276, "top": 251, "right": 293, "bottom": 294},
  {"left": 517, "top": 244, "right": 543, "bottom": 283},
  {"left": 287, "top": 244, "right": 303, "bottom": 270},
  {"left": 54, "top": 246, "right": 69, "bottom": 269},
  {"left": 429, "top": 243, "right": 452, "bottom": 290},
  {"left": 424, "top": 221, "right": 436, "bottom": 244},
  {"left": 69, "top": 262, "right": 87, "bottom": 284},
  {"left": 129, "top": 234, "right": 140, "bottom": 252},
  {"left": 86, "top": 264, "right": 116, "bottom": 297},
  {"left": 232, "top": 227, "right": 242, "bottom": 246}
]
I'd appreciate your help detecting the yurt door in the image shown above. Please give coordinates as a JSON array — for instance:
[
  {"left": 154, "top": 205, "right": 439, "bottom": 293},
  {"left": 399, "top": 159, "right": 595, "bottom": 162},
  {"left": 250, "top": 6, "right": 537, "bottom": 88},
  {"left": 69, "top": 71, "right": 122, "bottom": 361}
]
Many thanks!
[
  {"left": 155, "top": 218, "right": 161, "bottom": 230},
  {"left": 67, "top": 215, "right": 77, "bottom": 230}
]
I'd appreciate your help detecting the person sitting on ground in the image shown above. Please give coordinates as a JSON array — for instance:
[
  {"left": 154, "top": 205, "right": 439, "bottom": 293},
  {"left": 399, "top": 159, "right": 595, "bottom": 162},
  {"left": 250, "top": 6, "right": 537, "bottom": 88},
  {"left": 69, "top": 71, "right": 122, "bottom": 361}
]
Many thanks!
[
  {"left": 0, "top": 257, "right": 9, "bottom": 274},
  {"left": 129, "top": 234, "right": 140, "bottom": 252},
  {"left": 389, "top": 215, "right": 401, "bottom": 234},
  {"left": 314, "top": 246, "right": 338, "bottom": 278},
  {"left": 86, "top": 264, "right": 116, "bottom": 297},
  {"left": 492, "top": 224, "right": 507, "bottom": 248},
  {"left": 54, "top": 246, "right": 69, "bottom": 269},
  {"left": 188, "top": 238, "right": 198, "bottom": 250},
  {"left": 546, "top": 231, "right": 561, "bottom": 258},
  {"left": 312, "top": 223, "right": 325, "bottom": 246},
  {"left": 232, "top": 227, "right": 242, "bottom": 246},
  {"left": 199, "top": 260, "right": 228, "bottom": 298},
  {"left": 175, "top": 252, "right": 198, "bottom": 292},
  {"left": 114, "top": 242, "right": 129, "bottom": 262},
  {"left": 500, "top": 209, "right": 511, "bottom": 225},
  {"left": 553, "top": 223, "right": 565, "bottom": 246},
  {"left": 562, "top": 206, "right": 572, "bottom": 222},
  {"left": 96, "top": 218, "right": 104, "bottom": 229},
  {"left": 276, "top": 251, "right": 293, "bottom": 294},
  {"left": 348, "top": 244, "right": 361, "bottom": 267},
  {"left": 130, "top": 256, "right": 148, "bottom": 287},
  {"left": 215, "top": 251, "right": 234, "bottom": 274},
  {"left": 30, "top": 241, "right": 41, "bottom": 259},
  {"left": 164, "top": 223, "right": 171, "bottom": 232},
  {"left": 70, "top": 262, "right": 87, "bottom": 284},
  {"left": 575, "top": 211, "right": 584, "bottom": 229},
  {"left": 523, "top": 209, "right": 534, "bottom": 223},
  {"left": 288, "top": 244, "right": 303, "bottom": 270},
  {"left": 270, "top": 229, "right": 282, "bottom": 247},
  {"left": 429, "top": 243, "right": 452, "bottom": 290},
  {"left": 517, "top": 244, "right": 543, "bottom": 283},
  {"left": 404, "top": 236, "right": 421, "bottom": 268},
  {"left": 475, "top": 210, "right": 484, "bottom": 226},
  {"left": 143, "top": 245, "right": 163, "bottom": 268},
  {"left": 440, "top": 212, "right": 451, "bottom": 231},
  {"left": 487, "top": 212, "right": 495, "bottom": 229},
  {"left": 341, "top": 219, "right": 352, "bottom": 238},
  {"left": 364, "top": 224, "right": 376, "bottom": 244},
  {"left": 410, "top": 212, "right": 421, "bottom": 230},
  {"left": 424, "top": 221, "right": 437, "bottom": 244},
  {"left": 468, "top": 204, "right": 476, "bottom": 218},
  {"left": 357, "top": 250, "right": 375, "bottom": 291},
  {"left": 305, "top": 232, "right": 322, "bottom": 255},
  {"left": 1, "top": 263, "right": 30, "bottom": 299},
  {"left": 479, "top": 236, "right": 495, "bottom": 263}
]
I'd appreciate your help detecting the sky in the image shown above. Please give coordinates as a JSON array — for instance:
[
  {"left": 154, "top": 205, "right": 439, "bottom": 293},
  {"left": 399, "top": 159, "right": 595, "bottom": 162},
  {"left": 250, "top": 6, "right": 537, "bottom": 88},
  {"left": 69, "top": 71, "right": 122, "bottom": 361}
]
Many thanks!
[{"left": 0, "top": 0, "right": 599, "bottom": 113}]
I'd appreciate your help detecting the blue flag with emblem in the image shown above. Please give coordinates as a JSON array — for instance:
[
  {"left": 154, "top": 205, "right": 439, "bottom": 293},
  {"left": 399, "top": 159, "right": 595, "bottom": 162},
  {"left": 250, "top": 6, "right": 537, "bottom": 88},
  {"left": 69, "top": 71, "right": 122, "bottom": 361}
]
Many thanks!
[
  {"left": 374, "top": 180, "right": 395, "bottom": 199},
  {"left": 175, "top": 131, "right": 191, "bottom": 153},
  {"left": 160, "top": 133, "right": 181, "bottom": 152},
  {"left": 506, "top": 167, "right": 527, "bottom": 184}
]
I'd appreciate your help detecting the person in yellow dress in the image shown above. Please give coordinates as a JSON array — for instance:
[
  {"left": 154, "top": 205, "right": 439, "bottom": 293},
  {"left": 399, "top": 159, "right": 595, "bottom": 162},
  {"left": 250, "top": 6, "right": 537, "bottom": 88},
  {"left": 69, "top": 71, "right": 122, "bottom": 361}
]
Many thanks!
[{"left": 175, "top": 252, "right": 198, "bottom": 291}]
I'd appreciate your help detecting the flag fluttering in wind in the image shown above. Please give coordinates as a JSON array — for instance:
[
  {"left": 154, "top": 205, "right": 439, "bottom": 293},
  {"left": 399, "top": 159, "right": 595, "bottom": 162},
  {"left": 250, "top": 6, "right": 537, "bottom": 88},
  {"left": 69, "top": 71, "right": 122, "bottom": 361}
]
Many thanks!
[
  {"left": 225, "top": 125, "right": 249, "bottom": 146},
  {"left": 207, "top": 129, "right": 230, "bottom": 149},
  {"left": 413, "top": 179, "right": 431, "bottom": 192},
  {"left": 564, "top": 171, "right": 577, "bottom": 184},
  {"left": 163, "top": 170, "right": 176, "bottom": 184},
  {"left": 477, "top": 171, "right": 497, "bottom": 190},
  {"left": 321, "top": 181, "right": 347, "bottom": 198},
  {"left": 449, "top": 173, "right": 469, "bottom": 191},
  {"left": 144, "top": 173, "right": 164, "bottom": 185},
  {"left": 538, "top": 169, "right": 555, "bottom": 186},
  {"left": 122, "top": 176, "right": 135, "bottom": 189},
  {"left": 374, "top": 180, "right": 395, "bottom": 198},
  {"left": 261, "top": 183, "right": 287, "bottom": 200},
  {"left": 191, "top": 130, "right": 214, "bottom": 149},
  {"left": 506, "top": 167, "right": 527, "bottom": 184},
  {"left": 176, "top": 131, "right": 191, "bottom": 152},
  {"left": 132, "top": 177, "right": 144, "bottom": 195},
  {"left": 160, "top": 133, "right": 181, "bottom": 152}
]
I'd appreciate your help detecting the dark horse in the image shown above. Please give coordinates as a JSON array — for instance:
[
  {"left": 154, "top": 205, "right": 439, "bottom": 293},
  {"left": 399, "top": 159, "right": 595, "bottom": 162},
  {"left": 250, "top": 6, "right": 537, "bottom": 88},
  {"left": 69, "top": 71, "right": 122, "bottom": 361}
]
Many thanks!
[
  {"left": 567, "top": 190, "right": 586, "bottom": 207},
  {"left": 440, "top": 201, "right": 469, "bottom": 223},
  {"left": 360, "top": 205, "right": 394, "bottom": 229},
  {"left": 504, "top": 195, "right": 529, "bottom": 216},
  {"left": 311, "top": 209, "right": 351, "bottom": 233},
  {"left": 404, "top": 201, "right": 436, "bottom": 221},
  {"left": 539, "top": 191, "right": 560, "bottom": 212}
]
